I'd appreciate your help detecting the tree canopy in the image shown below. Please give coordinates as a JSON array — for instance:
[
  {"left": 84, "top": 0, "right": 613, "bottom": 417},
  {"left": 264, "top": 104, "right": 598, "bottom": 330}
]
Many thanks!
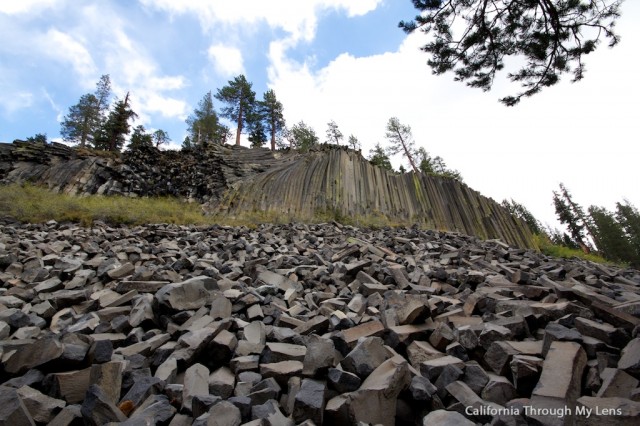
[
  {"left": 261, "top": 89, "right": 286, "bottom": 151},
  {"left": 186, "top": 91, "right": 227, "bottom": 147},
  {"left": 551, "top": 184, "right": 640, "bottom": 266},
  {"left": 325, "top": 120, "right": 344, "bottom": 145},
  {"left": 368, "top": 143, "right": 393, "bottom": 172},
  {"left": 93, "top": 92, "right": 137, "bottom": 152},
  {"left": 215, "top": 75, "right": 256, "bottom": 146},
  {"left": 385, "top": 117, "right": 419, "bottom": 174},
  {"left": 287, "top": 121, "right": 319, "bottom": 151},
  {"left": 400, "top": 0, "right": 622, "bottom": 105},
  {"left": 60, "top": 74, "right": 112, "bottom": 147}
]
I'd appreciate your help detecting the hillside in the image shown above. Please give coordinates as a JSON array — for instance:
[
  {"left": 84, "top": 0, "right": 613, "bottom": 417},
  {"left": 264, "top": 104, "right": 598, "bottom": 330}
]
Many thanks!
[{"left": 0, "top": 141, "right": 534, "bottom": 248}]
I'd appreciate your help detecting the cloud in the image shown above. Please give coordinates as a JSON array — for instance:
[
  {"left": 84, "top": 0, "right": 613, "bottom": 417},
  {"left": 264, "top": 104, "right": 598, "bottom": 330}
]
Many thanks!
[
  {"left": 0, "top": 0, "right": 61, "bottom": 15},
  {"left": 0, "top": 92, "right": 34, "bottom": 115},
  {"left": 268, "top": 33, "right": 436, "bottom": 149},
  {"left": 208, "top": 44, "right": 245, "bottom": 77},
  {"left": 42, "top": 88, "right": 64, "bottom": 122},
  {"left": 139, "top": 0, "right": 382, "bottom": 42},
  {"left": 41, "top": 29, "right": 98, "bottom": 80}
]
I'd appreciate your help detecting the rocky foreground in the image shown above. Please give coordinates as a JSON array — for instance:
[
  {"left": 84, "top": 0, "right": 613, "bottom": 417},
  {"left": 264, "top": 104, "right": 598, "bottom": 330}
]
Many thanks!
[{"left": 0, "top": 220, "right": 639, "bottom": 425}]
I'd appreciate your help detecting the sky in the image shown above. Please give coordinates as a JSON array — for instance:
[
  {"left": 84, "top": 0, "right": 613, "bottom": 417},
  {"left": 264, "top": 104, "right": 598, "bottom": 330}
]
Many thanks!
[{"left": 0, "top": 0, "right": 638, "bottom": 231}]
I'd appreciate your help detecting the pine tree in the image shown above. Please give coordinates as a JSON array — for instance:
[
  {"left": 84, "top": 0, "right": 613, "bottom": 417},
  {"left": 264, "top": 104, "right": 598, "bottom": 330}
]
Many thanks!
[
  {"left": 348, "top": 135, "right": 360, "bottom": 151},
  {"left": 247, "top": 113, "right": 268, "bottom": 148},
  {"left": 152, "top": 129, "right": 170, "bottom": 149},
  {"left": 261, "top": 89, "right": 286, "bottom": 151},
  {"left": 368, "top": 143, "right": 393, "bottom": 171},
  {"left": 288, "top": 121, "right": 318, "bottom": 151},
  {"left": 182, "top": 136, "right": 193, "bottom": 151},
  {"left": 400, "top": 1, "right": 622, "bottom": 105},
  {"left": 215, "top": 75, "right": 256, "bottom": 146},
  {"left": 60, "top": 75, "right": 111, "bottom": 147},
  {"left": 502, "top": 199, "right": 543, "bottom": 235},
  {"left": 129, "top": 125, "right": 153, "bottom": 150},
  {"left": 385, "top": 117, "right": 419, "bottom": 174},
  {"left": 94, "top": 92, "right": 137, "bottom": 152},
  {"left": 325, "top": 120, "right": 343, "bottom": 145},
  {"left": 589, "top": 206, "right": 634, "bottom": 264},
  {"left": 615, "top": 201, "right": 640, "bottom": 265},
  {"left": 186, "top": 92, "right": 226, "bottom": 147},
  {"left": 552, "top": 184, "right": 595, "bottom": 252}
]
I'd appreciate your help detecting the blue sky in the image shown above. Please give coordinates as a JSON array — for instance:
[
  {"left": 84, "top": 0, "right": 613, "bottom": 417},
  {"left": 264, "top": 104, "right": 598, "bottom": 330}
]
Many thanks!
[{"left": 1, "top": 0, "right": 639, "bottom": 229}]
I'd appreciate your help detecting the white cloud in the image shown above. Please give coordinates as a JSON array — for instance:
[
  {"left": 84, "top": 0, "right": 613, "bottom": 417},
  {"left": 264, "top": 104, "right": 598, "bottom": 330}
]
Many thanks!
[
  {"left": 0, "top": 0, "right": 61, "bottom": 15},
  {"left": 208, "top": 44, "right": 245, "bottom": 77},
  {"left": 0, "top": 91, "right": 33, "bottom": 115},
  {"left": 41, "top": 29, "right": 97, "bottom": 80},
  {"left": 42, "top": 88, "right": 64, "bottom": 122},
  {"left": 139, "top": 0, "right": 382, "bottom": 42}
]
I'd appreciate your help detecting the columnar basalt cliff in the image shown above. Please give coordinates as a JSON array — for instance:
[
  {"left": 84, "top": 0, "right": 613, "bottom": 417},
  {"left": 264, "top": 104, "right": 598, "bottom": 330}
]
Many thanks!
[
  {"left": 0, "top": 141, "right": 534, "bottom": 248},
  {"left": 219, "top": 148, "right": 534, "bottom": 248}
]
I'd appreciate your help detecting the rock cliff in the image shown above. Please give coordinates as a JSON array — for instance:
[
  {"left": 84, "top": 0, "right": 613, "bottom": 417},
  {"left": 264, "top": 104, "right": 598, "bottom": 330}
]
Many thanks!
[{"left": 0, "top": 141, "right": 534, "bottom": 248}]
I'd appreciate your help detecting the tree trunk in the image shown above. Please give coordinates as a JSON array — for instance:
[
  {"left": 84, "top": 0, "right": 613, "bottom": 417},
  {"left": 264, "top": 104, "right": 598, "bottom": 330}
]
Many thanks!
[
  {"left": 235, "top": 103, "right": 243, "bottom": 146},
  {"left": 270, "top": 116, "right": 276, "bottom": 151},
  {"left": 395, "top": 129, "right": 419, "bottom": 174},
  {"left": 80, "top": 115, "right": 89, "bottom": 148}
]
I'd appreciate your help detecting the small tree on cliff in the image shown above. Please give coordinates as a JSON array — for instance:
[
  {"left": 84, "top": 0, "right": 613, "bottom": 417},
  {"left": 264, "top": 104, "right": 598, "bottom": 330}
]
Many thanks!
[
  {"left": 325, "top": 120, "right": 343, "bottom": 145},
  {"left": 215, "top": 75, "right": 256, "bottom": 146},
  {"left": 502, "top": 198, "right": 543, "bottom": 235},
  {"left": 288, "top": 121, "right": 319, "bottom": 151},
  {"left": 60, "top": 74, "right": 112, "bottom": 147},
  {"left": 93, "top": 92, "right": 137, "bottom": 152},
  {"left": 186, "top": 91, "right": 227, "bottom": 147},
  {"left": 552, "top": 183, "right": 598, "bottom": 252},
  {"left": 385, "top": 117, "right": 419, "bottom": 174},
  {"left": 417, "top": 147, "right": 463, "bottom": 181},
  {"left": 368, "top": 143, "right": 393, "bottom": 172},
  {"left": 152, "top": 129, "right": 170, "bottom": 149},
  {"left": 129, "top": 125, "right": 153, "bottom": 149},
  {"left": 261, "top": 89, "right": 285, "bottom": 151},
  {"left": 348, "top": 135, "right": 361, "bottom": 151}
]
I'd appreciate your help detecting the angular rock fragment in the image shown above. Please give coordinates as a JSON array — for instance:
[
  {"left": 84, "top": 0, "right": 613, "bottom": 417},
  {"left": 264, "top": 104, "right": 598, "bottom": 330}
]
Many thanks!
[
  {"left": 422, "top": 409, "right": 475, "bottom": 426},
  {"left": 292, "top": 379, "right": 326, "bottom": 425},
  {"left": 80, "top": 384, "right": 127, "bottom": 426},
  {"left": 528, "top": 341, "right": 587, "bottom": 426},
  {"left": 155, "top": 276, "right": 217, "bottom": 311},
  {"left": 0, "top": 386, "right": 36, "bottom": 425}
]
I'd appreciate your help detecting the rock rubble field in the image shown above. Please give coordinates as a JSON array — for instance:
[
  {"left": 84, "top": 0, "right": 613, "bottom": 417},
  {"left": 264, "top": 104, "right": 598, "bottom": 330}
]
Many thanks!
[{"left": 0, "top": 220, "right": 639, "bottom": 425}]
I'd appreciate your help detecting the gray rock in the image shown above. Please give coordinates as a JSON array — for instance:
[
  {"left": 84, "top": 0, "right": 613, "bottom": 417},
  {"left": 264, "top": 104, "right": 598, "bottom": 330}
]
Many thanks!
[
  {"left": 328, "top": 368, "right": 361, "bottom": 393},
  {"left": 155, "top": 276, "right": 217, "bottom": 311},
  {"left": 121, "top": 394, "right": 176, "bottom": 425},
  {"left": 183, "top": 363, "right": 210, "bottom": 412},
  {"left": 292, "top": 379, "right": 326, "bottom": 425},
  {"left": 209, "top": 366, "right": 235, "bottom": 399},
  {"left": 410, "top": 375, "right": 437, "bottom": 401},
  {"left": 0, "top": 386, "right": 36, "bottom": 425},
  {"left": 341, "top": 336, "right": 389, "bottom": 378},
  {"left": 48, "top": 404, "right": 82, "bottom": 426},
  {"left": 529, "top": 341, "right": 587, "bottom": 426},
  {"left": 618, "top": 337, "right": 640, "bottom": 375},
  {"left": 302, "top": 334, "right": 338, "bottom": 376},
  {"left": 481, "top": 374, "right": 517, "bottom": 406},
  {"left": 80, "top": 384, "right": 127, "bottom": 426},
  {"left": 576, "top": 396, "right": 640, "bottom": 426},
  {"left": 422, "top": 409, "right": 475, "bottom": 426},
  {"left": 207, "top": 400, "right": 242, "bottom": 426},
  {"left": 4, "top": 337, "right": 64, "bottom": 374},
  {"left": 16, "top": 385, "right": 65, "bottom": 423}
]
